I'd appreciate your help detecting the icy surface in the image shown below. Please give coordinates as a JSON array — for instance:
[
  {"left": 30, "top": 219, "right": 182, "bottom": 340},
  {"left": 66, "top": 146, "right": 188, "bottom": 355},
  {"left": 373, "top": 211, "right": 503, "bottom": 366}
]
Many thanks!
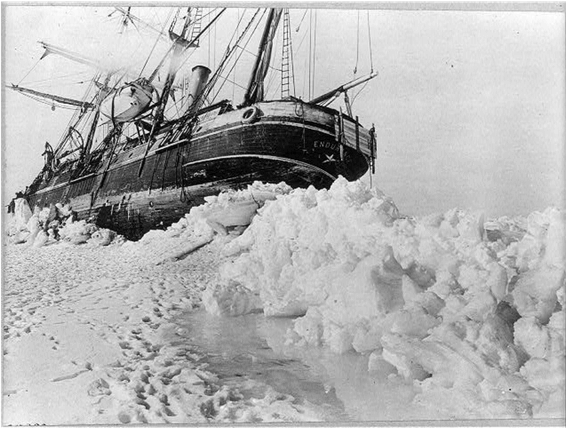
[{"left": 3, "top": 178, "right": 564, "bottom": 423}]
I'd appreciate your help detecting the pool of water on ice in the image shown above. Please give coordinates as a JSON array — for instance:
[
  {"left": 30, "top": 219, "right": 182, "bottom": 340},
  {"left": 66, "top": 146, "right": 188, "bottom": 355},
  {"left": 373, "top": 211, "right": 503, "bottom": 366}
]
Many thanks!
[{"left": 170, "top": 311, "right": 422, "bottom": 422}]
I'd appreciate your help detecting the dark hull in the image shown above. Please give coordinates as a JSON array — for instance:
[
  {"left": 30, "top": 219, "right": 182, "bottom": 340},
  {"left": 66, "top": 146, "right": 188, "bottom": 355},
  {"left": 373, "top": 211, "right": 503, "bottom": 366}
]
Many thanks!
[{"left": 25, "top": 101, "right": 375, "bottom": 240}]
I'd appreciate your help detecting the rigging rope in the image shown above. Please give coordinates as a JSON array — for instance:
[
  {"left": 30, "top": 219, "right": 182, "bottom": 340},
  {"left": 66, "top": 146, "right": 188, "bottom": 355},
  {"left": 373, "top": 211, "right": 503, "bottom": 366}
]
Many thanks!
[
  {"left": 293, "top": 14, "right": 310, "bottom": 97},
  {"left": 54, "top": 76, "right": 99, "bottom": 151},
  {"left": 308, "top": 10, "right": 312, "bottom": 99},
  {"left": 350, "top": 80, "right": 369, "bottom": 106},
  {"left": 264, "top": 21, "right": 282, "bottom": 98},
  {"left": 354, "top": 11, "right": 360, "bottom": 76},
  {"left": 208, "top": 11, "right": 211, "bottom": 70},
  {"left": 138, "top": 9, "right": 174, "bottom": 77},
  {"left": 367, "top": 10, "right": 375, "bottom": 73},
  {"left": 160, "top": 8, "right": 252, "bottom": 115},
  {"left": 20, "top": 70, "right": 92, "bottom": 87},
  {"left": 18, "top": 58, "right": 43, "bottom": 85},
  {"left": 312, "top": 10, "right": 317, "bottom": 97},
  {"left": 232, "top": 9, "right": 240, "bottom": 99},
  {"left": 288, "top": 10, "right": 296, "bottom": 97},
  {"left": 176, "top": 8, "right": 248, "bottom": 75},
  {"left": 19, "top": 94, "right": 79, "bottom": 110},
  {"left": 206, "top": 9, "right": 264, "bottom": 103},
  {"left": 295, "top": 9, "right": 308, "bottom": 32}
]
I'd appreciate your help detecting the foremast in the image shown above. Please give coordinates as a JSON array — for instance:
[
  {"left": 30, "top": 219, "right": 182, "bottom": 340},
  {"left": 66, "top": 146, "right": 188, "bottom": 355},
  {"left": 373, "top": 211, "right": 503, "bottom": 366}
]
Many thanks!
[{"left": 148, "top": 8, "right": 225, "bottom": 137}]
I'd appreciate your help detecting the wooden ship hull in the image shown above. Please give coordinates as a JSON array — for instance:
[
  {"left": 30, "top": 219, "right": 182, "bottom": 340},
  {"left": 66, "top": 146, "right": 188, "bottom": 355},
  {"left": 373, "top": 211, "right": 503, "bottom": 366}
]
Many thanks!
[
  {"left": 25, "top": 100, "right": 376, "bottom": 240},
  {"left": 13, "top": 8, "right": 379, "bottom": 240}
]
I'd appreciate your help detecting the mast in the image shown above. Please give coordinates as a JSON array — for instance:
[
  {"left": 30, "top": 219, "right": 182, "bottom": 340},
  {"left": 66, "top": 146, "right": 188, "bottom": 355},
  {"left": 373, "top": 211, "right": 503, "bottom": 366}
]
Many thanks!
[
  {"left": 149, "top": 7, "right": 194, "bottom": 134},
  {"left": 243, "top": 8, "right": 283, "bottom": 106},
  {"left": 148, "top": 8, "right": 225, "bottom": 136},
  {"left": 111, "top": 7, "right": 170, "bottom": 41},
  {"left": 197, "top": 9, "right": 262, "bottom": 109},
  {"left": 83, "top": 73, "right": 113, "bottom": 159}
]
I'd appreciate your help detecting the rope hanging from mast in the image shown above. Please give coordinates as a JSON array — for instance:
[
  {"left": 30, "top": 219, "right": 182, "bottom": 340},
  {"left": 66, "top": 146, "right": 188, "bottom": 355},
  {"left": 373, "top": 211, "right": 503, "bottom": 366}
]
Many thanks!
[
  {"left": 305, "top": 10, "right": 318, "bottom": 100},
  {"left": 295, "top": 9, "right": 308, "bottom": 32},
  {"left": 354, "top": 11, "right": 360, "bottom": 76},
  {"left": 232, "top": 9, "right": 241, "bottom": 99},
  {"left": 347, "top": 12, "right": 376, "bottom": 108},
  {"left": 312, "top": 10, "right": 317, "bottom": 98},
  {"left": 367, "top": 10, "right": 375, "bottom": 73},
  {"left": 308, "top": 10, "right": 312, "bottom": 99}
]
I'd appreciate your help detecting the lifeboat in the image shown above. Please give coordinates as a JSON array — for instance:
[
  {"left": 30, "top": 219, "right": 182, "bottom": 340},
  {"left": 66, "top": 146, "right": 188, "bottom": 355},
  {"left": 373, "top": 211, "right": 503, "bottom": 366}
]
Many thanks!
[{"left": 100, "top": 78, "right": 155, "bottom": 123}]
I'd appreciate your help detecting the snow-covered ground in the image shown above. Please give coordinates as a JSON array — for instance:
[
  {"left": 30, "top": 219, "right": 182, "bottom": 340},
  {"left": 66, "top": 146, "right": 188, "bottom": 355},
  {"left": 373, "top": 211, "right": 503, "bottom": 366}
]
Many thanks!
[{"left": 2, "top": 179, "right": 565, "bottom": 424}]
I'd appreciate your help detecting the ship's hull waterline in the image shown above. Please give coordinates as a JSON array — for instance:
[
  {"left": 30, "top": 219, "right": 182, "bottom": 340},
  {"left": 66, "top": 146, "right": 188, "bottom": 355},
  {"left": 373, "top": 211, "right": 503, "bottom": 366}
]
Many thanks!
[{"left": 26, "top": 101, "right": 375, "bottom": 240}]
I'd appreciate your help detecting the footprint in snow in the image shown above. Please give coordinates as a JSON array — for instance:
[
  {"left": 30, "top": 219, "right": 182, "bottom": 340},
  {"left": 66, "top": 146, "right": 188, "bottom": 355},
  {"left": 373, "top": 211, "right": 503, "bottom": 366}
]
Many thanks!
[
  {"left": 119, "top": 341, "right": 132, "bottom": 350},
  {"left": 87, "top": 378, "right": 111, "bottom": 397},
  {"left": 117, "top": 411, "right": 131, "bottom": 424}
]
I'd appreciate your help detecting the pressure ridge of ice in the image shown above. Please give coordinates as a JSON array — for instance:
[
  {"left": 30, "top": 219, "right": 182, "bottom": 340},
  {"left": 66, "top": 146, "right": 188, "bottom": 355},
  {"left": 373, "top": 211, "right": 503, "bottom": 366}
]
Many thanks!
[
  {"left": 5, "top": 177, "right": 565, "bottom": 420},
  {"left": 201, "top": 177, "right": 564, "bottom": 419}
]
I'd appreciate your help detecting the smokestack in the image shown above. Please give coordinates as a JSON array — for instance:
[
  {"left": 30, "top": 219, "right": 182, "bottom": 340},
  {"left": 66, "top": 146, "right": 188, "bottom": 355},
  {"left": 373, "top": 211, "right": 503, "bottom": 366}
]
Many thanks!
[{"left": 185, "top": 65, "right": 211, "bottom": 114}]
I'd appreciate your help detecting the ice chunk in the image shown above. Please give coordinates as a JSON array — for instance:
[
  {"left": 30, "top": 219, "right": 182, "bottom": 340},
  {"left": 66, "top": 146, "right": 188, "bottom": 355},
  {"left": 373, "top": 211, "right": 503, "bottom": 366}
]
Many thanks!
[
  {"left": 351, "top": 319, "right": 383, "bottom": 353},
  {"left": 32, "top": 230, "right": 49, "bottom": 248},
  {"left": 514, "top": 316, "right": 550, "bottom": 359},
  {"left": 202, "top": 281, "right": 262, "bottom": 317},
  {"left": 511, "top": 267, "right": 564, "bottom": 323},
  {"left": 367, "top": 350, "right": 397, "bottom": 375},
  {"left": 401, "top": 274, "right": 422, "bottom": 305},
  {"left": 543, "top": 208, "right": 566, "bottom": 268},
  {"left": 456, "top": 211, "right": 485, "bottom": 243},
  {"left": 388, "top": 308, "right": 439, "bottom": 339},
  {"left": 290, "top": 308, "right": 323, "bottom": 347},
  {"left": 7, "top": 198, "right": 33, "bottom": 233},
  {"left": 58, "top": 220, "right": 97, "bottom": 245},
  {"left": 90, "top": 229, "right": 117, "bottom": 246},
  {"left": 487, "top": 262, "right": 508, "bottom": 301},
  {"left": 205, "top": 200, "right": 260, "bottom": 235}
]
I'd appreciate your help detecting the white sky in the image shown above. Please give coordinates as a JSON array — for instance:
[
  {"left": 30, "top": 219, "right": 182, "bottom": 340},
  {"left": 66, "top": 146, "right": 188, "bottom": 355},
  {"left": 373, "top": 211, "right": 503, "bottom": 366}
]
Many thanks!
[{"left": 1, "top": 3, "right": 564, "bottom": 218}]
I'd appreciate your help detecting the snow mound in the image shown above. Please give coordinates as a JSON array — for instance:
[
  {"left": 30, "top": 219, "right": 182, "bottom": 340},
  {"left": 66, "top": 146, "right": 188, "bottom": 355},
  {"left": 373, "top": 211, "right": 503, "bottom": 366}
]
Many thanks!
[{"left": 203, "top": 177, "right": 565, "bottom": 419}]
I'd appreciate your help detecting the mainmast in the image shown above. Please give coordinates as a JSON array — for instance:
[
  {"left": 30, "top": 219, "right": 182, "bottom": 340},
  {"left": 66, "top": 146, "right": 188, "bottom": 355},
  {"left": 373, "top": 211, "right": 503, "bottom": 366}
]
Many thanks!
[{"left": 243, "top": 8, "right": 283, "bottom": 106}]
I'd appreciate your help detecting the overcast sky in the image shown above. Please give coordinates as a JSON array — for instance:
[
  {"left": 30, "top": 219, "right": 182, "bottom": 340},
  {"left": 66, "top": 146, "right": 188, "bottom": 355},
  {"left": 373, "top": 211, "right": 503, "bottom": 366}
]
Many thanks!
[{"left": 2, "top": 3, "right": 564, "bottom": 218}]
